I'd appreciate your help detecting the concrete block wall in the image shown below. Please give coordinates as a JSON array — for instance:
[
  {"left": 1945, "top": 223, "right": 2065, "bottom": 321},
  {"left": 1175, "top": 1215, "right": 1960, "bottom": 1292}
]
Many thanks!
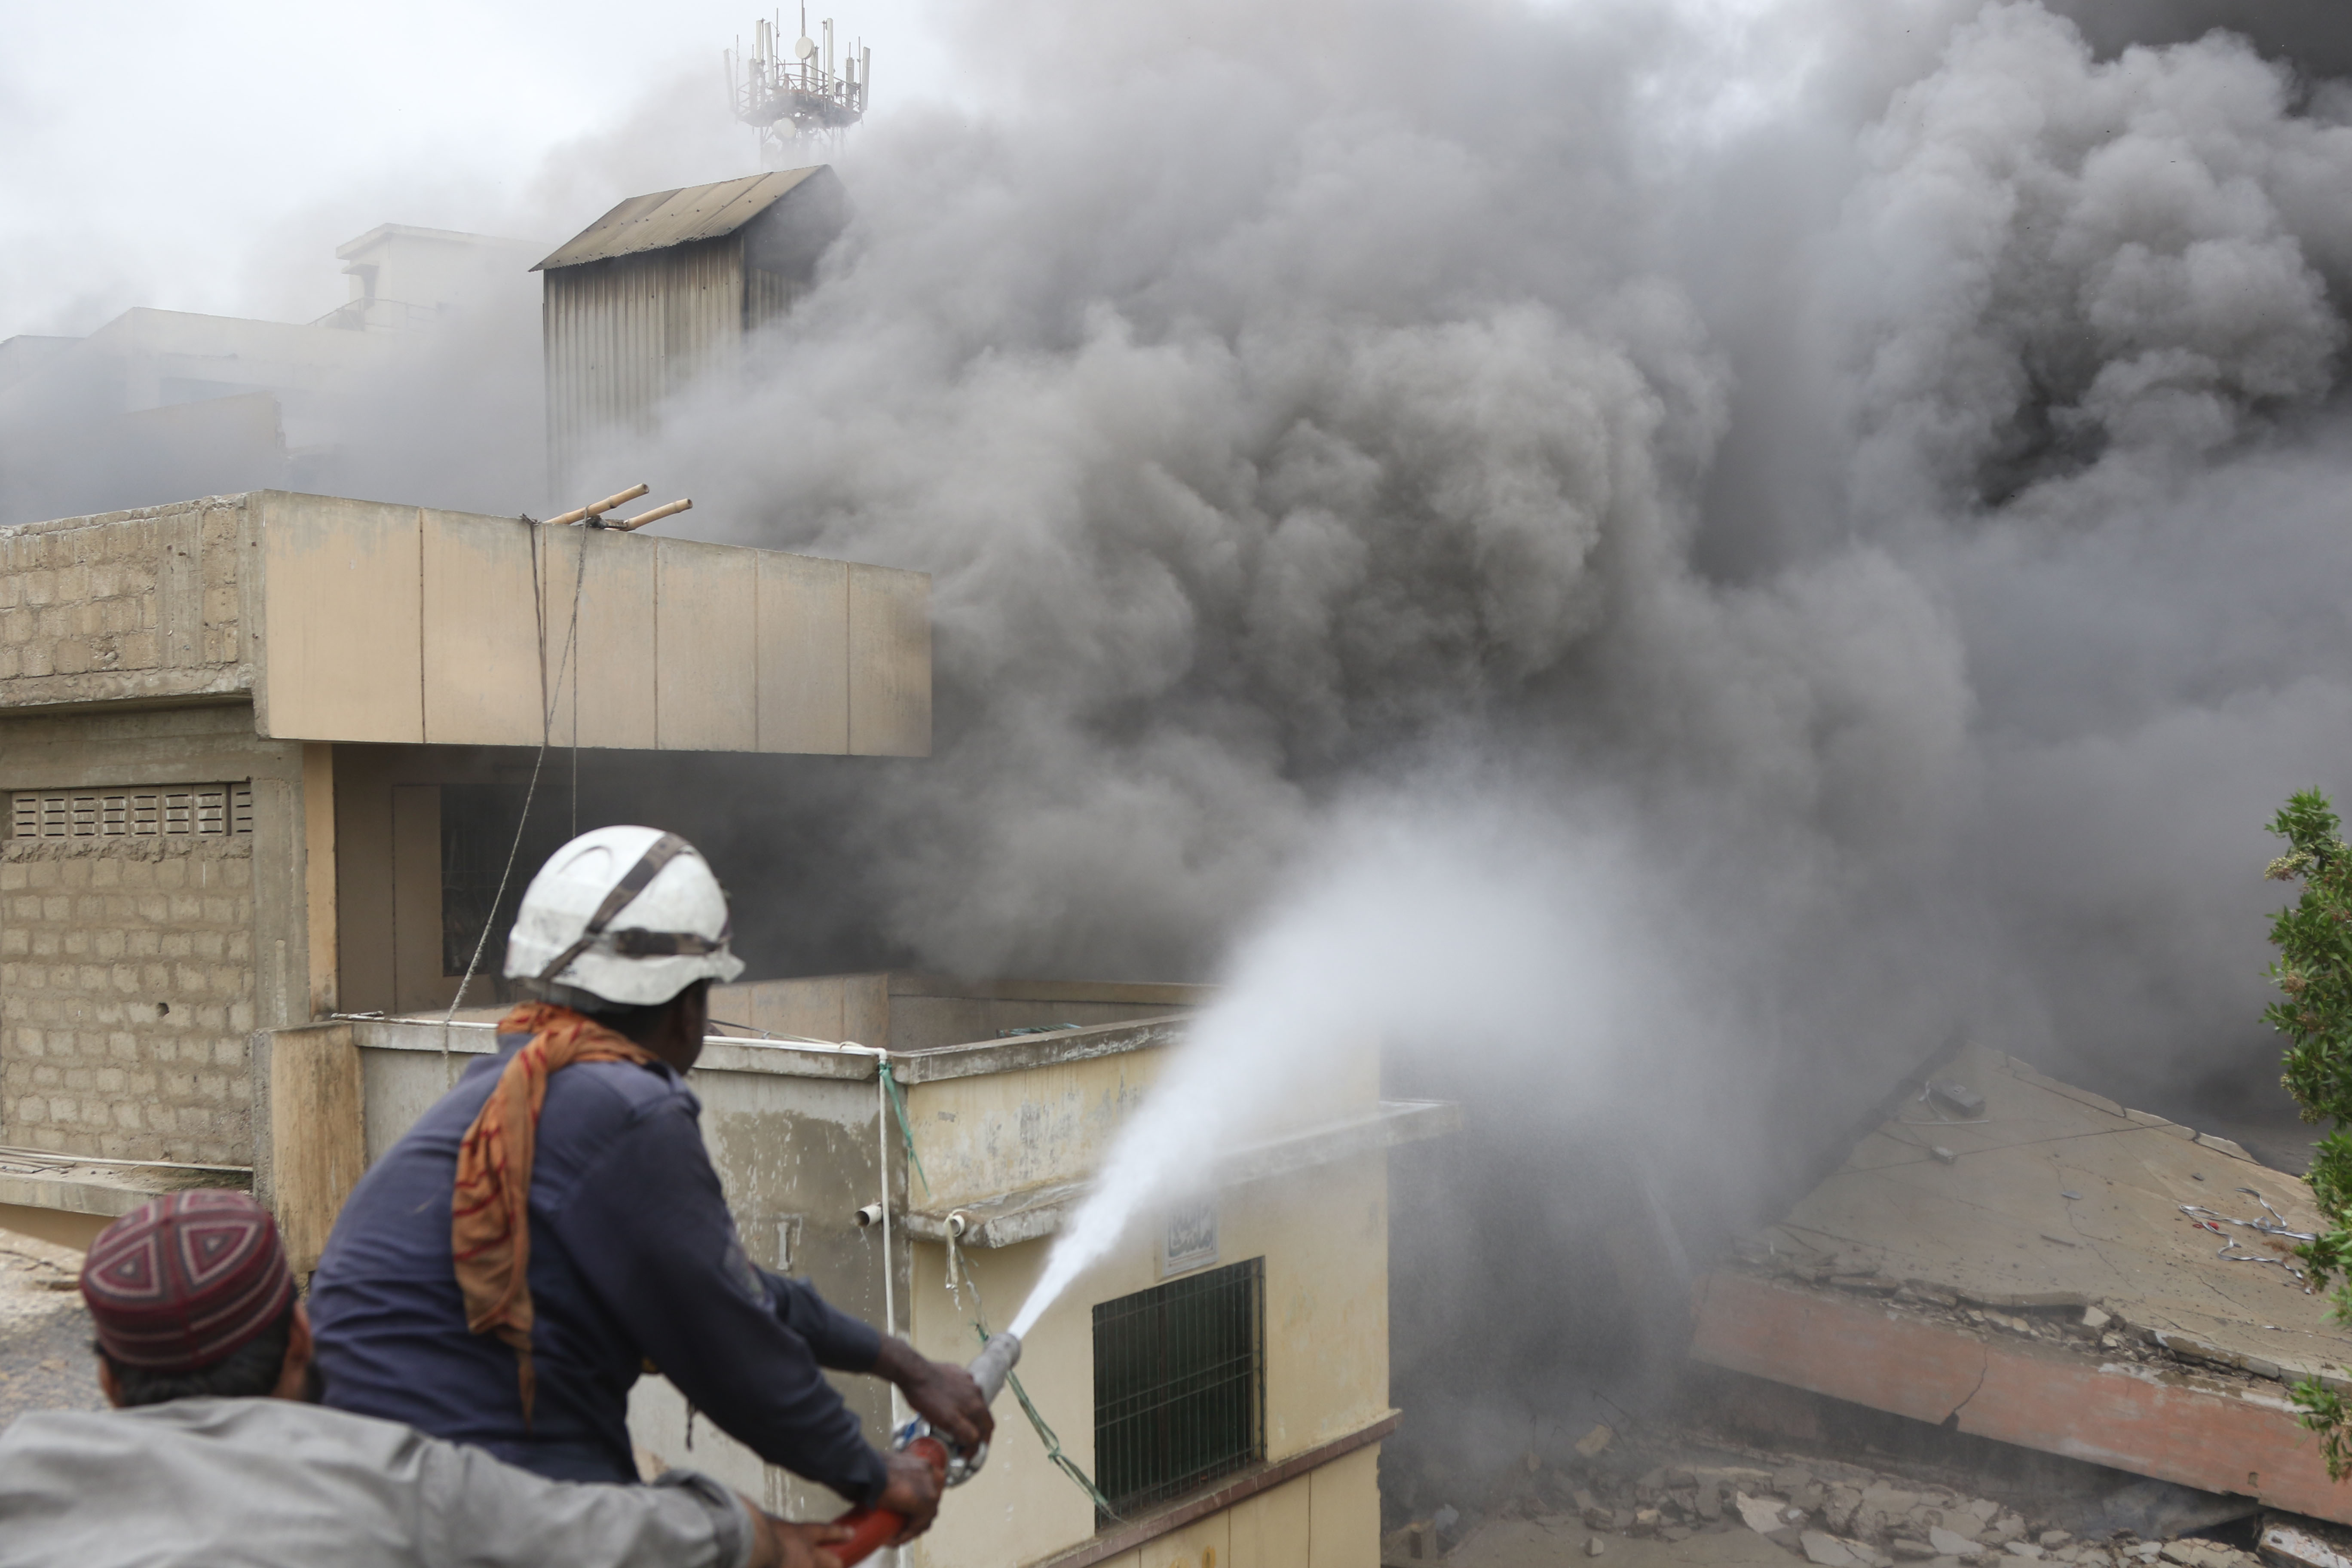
[
  {"left": 0, "top": 496, "right": 250, "bottom": 709},
  {"left": 0, "top": 836, "right": 257, "bottom": 1164},
  {"left": 0, "top": 703, "right": 319, "bottom": 1170}
]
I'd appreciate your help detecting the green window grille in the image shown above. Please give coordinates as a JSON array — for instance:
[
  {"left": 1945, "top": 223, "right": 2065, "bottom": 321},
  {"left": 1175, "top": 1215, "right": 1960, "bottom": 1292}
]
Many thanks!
[{"left": 1092, "top": 1257, "right": 1265, "bottom": 1519}]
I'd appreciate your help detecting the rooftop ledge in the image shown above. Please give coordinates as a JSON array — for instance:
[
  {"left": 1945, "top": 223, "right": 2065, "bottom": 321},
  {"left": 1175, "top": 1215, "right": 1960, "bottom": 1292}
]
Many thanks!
[
  {"left": 0, "top": 1144, "right": 249, "bottom": 1219},
  {"left": 0, "top": 490, "right": 929, "bottom": 756},
  {"left": 348, "top": 1012, "right": 1190, "bottom": 1084},
  {"left": 902, "top": 1098, "right": 1464, "bottom": 1249}
]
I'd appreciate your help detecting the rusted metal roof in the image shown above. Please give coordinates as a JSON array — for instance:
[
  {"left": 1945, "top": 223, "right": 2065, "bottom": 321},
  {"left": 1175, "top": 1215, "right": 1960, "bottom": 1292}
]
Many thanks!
[{"left": 532, "top": 166, "right": 828, "bottom": 271}]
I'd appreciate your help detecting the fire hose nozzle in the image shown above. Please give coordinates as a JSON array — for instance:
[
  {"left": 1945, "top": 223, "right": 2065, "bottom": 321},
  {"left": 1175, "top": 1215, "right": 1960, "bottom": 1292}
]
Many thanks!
[
  {"left": 894, "top": 1331, "right": 1019, "bottom": 1487},
  {"left": 968, "top": 1330, "right": 1021, "bottom": 1409},
  {"left": 827, "top": 1333, "right": 1023, "bottom": 1565}
]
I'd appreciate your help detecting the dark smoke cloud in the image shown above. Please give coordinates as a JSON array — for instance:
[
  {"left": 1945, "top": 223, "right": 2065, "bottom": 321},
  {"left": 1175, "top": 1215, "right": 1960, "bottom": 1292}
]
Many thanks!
[
  {"left": 15, "top": 0, "right": 2352, "bottom": 1489},
  {"left": 592, "top": 0, "right": 2352, "bottom": 1102},
  {"left": 14, "top": 0, "right": 2344, "bottom": 1120}
]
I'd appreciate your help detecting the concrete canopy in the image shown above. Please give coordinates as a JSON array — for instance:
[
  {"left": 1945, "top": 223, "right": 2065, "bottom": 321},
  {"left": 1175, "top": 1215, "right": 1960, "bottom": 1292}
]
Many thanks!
[
  {"left": 1691, "top": 1044, "right": 2352, "bottom": 1522},
  {"left": 0, "top": 490, "right": 929, "bottom": 755}
]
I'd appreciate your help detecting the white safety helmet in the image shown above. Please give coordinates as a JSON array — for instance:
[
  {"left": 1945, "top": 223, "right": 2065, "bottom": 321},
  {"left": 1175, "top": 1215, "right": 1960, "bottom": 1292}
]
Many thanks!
[{"left": 503, "top": 826, "right": 745, "bottom": 1008}]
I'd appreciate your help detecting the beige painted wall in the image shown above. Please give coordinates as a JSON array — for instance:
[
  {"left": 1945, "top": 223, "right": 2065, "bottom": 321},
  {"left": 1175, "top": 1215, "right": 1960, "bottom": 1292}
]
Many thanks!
[
  {"left": 900, "top": 1149, "right": 1392, "bottom": 1568},
  {"left": 251, "top": 491, "right": 928, "bottom": 754},
  {"left": 906, "top": 1051, "right": 1164, "bottom": 1213},
  {"left": 331, "top": 744, "right": 555, "bottom": 1017},
  {"left": 2, "top": 490, "right": 928, "bottom": 756},
  {"left": 302, "top": 1014, "right": 1389, "bottom": 1568}
]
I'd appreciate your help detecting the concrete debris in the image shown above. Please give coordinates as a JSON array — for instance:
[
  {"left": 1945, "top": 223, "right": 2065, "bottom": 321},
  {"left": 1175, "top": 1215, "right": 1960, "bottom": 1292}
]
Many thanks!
[
  {"left": 2261, "top": 1524, "right": 2352, "bottom": 1568},
  {"left": 1930, "top": 1082, "right": 1988, "bottom": 1119},
  {"left": 1579, "top": 1425, "right": 1620, "bottom": 1458},
  {"left": 1801, "top": 1531, "right": 1870, "bottom": 1567},
  {"left": 1743, "top": 1494, "right": 1805, "bottom": 1534},
  {"left": 1589, "top": 1538, "right": 1608, "bottom": 1557}
]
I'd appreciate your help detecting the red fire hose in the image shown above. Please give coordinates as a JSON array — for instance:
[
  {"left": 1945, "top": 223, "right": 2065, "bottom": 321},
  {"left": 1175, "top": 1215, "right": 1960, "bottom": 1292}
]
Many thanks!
[
  {"left": 828, "top": 1433, "right": 950, "bottom": 1565},
  {"left": 823, "top": 1332, "right": 1022, "bottom": 1567}
]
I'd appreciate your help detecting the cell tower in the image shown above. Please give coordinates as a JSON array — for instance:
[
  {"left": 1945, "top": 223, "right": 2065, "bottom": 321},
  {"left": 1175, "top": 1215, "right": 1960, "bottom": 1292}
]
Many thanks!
[{"left": 726, "top": 7, "right": 869, "bottom": 167}]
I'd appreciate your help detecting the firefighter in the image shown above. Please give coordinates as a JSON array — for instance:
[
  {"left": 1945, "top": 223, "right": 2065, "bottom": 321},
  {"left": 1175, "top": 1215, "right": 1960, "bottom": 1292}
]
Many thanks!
[{"left": 308, "top": 827, "right": 989, "bottom": 1538}]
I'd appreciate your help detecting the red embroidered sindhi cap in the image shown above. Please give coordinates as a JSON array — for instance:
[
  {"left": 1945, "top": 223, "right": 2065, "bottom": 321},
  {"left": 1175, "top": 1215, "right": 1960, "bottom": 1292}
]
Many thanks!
[{"left": 80, "top": 1191, "right": 296, "bottom": 1371}]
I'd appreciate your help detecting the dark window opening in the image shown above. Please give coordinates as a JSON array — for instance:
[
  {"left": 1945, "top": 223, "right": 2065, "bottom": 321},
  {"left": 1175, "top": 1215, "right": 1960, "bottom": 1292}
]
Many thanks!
[
  {"left": 1091, "top": 1257, "right": 1264, "bottom": 1521},
  {"left": 440, "top": 784, "right": 564, "bottom": 983}
]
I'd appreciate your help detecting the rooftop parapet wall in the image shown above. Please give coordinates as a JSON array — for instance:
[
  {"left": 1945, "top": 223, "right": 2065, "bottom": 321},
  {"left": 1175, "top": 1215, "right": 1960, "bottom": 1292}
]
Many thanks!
[
  {"left": 0, "top": 497, "right": 248, "bottom": 708},
  {"left": 0, "top": 490, "right": 931, "bottom": 756}
]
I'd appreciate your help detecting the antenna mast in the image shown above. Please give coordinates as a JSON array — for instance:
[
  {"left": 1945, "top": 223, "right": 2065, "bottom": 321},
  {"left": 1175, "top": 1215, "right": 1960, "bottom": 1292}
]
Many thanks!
[{"left": 722, "top": 9, "right": 870, "bottom": 166}]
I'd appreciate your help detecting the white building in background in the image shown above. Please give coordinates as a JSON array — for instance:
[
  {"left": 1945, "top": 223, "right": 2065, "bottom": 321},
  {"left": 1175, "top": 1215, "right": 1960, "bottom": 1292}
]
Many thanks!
[
  {"left": 315, "top": 224, "right": 544, "bottom": 335},
  {"left": 0, "top": 225, "right": 542, "bottom": 526}
]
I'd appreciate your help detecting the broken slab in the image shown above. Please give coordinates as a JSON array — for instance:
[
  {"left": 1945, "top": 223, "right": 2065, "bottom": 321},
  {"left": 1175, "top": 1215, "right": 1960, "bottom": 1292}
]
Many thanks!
[{"left": 1693, "top": 1044, "right": 2352, "bottom": 1523}]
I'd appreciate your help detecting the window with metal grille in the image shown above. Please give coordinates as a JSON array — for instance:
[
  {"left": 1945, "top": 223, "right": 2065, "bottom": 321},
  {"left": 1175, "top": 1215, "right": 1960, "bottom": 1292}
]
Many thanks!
[
  {"left": 438, "top": 784, "right": 567, "bottom": 979},
  {"left": 7, "top": 784, "right": 253, "bottom": 839},
  {"left": 1092, "top": 1256, "right": 1264, "bottom": 1519}
]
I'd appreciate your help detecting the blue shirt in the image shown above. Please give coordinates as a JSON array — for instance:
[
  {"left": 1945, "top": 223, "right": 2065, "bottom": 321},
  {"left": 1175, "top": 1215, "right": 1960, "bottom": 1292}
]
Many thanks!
[{"left": 308, "top": 1036, "right": 888, "bottom": 1504}]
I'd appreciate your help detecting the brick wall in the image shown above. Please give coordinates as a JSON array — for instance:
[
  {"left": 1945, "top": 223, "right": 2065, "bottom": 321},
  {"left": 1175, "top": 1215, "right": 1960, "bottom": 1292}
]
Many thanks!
[
  {"left": 0, "top": 836, "right": 256, "bottom": 1165},
  {"left": 0, "top": 497, "right": 248, "bottom": 708}
]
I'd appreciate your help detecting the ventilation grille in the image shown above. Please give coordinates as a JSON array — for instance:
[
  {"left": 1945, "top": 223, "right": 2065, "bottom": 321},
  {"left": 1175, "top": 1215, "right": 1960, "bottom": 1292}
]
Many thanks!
[{"left": 9, "top": 785, "right": 254, "bottom": 839}]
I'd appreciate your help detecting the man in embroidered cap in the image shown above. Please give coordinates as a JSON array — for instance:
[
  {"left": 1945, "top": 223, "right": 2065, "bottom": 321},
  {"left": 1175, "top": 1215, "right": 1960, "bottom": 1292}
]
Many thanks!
[
  {"left": 307, "top": 827, "right": 987, "bottom": 1539},
  {"left": 0, "top": 1191, "right": 848, "bottom": 1568}
]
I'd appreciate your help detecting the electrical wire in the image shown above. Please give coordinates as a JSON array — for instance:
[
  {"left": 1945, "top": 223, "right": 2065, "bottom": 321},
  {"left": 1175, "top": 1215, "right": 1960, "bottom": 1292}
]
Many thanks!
[{"left": 439, "top": 518, "right": 590, "bottom": 1067}]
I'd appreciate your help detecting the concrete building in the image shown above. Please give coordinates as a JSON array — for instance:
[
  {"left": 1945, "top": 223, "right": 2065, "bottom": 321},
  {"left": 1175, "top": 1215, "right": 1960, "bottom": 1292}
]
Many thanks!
[
  {"left": 0, "top": 226, "right": 539, "bottom": 526},
  {"left": 316, "top": 224, "right": 544, "bottom": 335},
  {"left": 0, "top": 483, "right": 1443, "bottom": 1568},
  {"left": 0, "top": 487, "right": 926, "bottom": 1188},
  {"left": 256, "top": 986, "right": 1450, "bottom": 1568},
  {"left": 536, "top": 165, "right": 848, "bottom": 491}
]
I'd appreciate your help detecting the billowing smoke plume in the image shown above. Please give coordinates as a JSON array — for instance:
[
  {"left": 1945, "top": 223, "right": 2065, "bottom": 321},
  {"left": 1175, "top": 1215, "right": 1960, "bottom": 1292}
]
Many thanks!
[
  {"left": 13, "top": 0, "right": 2346, "bottom": 1175},
  {"left": 13, "top": 0, "right": 2352, "bottom": 1491},
  {"left": 556, "top": 0, "right": 2352, "bottom": 1121}
]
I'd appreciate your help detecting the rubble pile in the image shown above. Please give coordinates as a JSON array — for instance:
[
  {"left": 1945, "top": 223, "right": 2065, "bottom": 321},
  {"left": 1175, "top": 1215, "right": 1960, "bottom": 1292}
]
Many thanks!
[{"left": 1386, "top": 1424, "right": 2273, "bottom": 1568}]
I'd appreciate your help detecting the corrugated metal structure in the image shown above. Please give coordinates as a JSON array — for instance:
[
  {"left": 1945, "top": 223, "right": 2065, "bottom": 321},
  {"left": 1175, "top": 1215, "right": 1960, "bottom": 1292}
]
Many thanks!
[{"left": 536, "top": 165, "right": 848, "bottom": 491}]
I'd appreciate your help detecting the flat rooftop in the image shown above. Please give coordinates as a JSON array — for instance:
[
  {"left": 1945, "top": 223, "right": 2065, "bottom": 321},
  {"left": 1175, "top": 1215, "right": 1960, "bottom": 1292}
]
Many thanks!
[{"left": 1691, "top": 1044, "right": 2352, "bottom": 1522}]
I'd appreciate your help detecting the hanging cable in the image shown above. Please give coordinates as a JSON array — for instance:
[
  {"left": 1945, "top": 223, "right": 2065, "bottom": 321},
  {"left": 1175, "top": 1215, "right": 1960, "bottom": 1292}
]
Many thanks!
[{"left": 441, "top": 519, "right": 591, "bottom": 1069}]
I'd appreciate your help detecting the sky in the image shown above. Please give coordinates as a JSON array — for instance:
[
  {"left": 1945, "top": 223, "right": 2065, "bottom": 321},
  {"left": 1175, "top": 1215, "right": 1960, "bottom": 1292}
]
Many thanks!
[{"left": 0, "top": 0, "right": 963, "bottom": 333}]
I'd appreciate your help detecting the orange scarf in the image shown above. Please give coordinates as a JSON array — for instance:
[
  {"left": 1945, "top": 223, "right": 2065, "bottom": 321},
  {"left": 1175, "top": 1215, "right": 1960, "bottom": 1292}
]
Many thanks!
[{"left": 453, "top": 1002, "right": 660, "bottom": 1422}]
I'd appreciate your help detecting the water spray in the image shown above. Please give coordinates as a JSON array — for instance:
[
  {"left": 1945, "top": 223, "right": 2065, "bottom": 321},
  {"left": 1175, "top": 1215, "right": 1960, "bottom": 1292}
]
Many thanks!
[{"left": 827, "top": 1332, "right": 1024, "bottom": 1565}]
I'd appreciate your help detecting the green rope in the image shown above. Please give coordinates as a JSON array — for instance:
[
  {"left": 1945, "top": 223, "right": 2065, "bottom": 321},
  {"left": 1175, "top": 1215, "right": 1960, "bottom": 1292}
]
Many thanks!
[
  {"left": 1002, "top": 1354, "right": 1119, "bottom": 1521},
  {"left": 877, "top": 1058, "right": 931, "bottom": 1200},
  {"left": 948, "top": 1230, "right": 1118, "bottom": 1520}
]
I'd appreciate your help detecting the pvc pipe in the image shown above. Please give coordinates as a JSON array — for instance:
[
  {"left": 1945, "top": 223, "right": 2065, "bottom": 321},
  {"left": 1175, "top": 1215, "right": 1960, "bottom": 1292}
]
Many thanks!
[{"left": 546, "top": 483, "right": 648, "bottom": 527}]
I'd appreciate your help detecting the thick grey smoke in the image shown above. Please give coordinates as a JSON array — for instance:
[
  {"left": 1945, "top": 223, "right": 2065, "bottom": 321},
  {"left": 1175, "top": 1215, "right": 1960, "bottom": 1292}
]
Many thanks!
[
  {"left": 12, "top": 0, "right": 2344, "bottom": 1136},
  {"left": 567, "top": 0, "right": 2352, "bottom": 1117},
  {"left": 13, "top": 0, "right": 2352, "bottom": 1496}
]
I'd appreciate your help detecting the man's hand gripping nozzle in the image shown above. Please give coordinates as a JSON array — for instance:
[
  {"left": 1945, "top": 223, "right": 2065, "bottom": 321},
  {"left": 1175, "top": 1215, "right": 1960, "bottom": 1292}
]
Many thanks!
[{"left": 828, "top": 1333, "right": 1022, "bottom": 1565}]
